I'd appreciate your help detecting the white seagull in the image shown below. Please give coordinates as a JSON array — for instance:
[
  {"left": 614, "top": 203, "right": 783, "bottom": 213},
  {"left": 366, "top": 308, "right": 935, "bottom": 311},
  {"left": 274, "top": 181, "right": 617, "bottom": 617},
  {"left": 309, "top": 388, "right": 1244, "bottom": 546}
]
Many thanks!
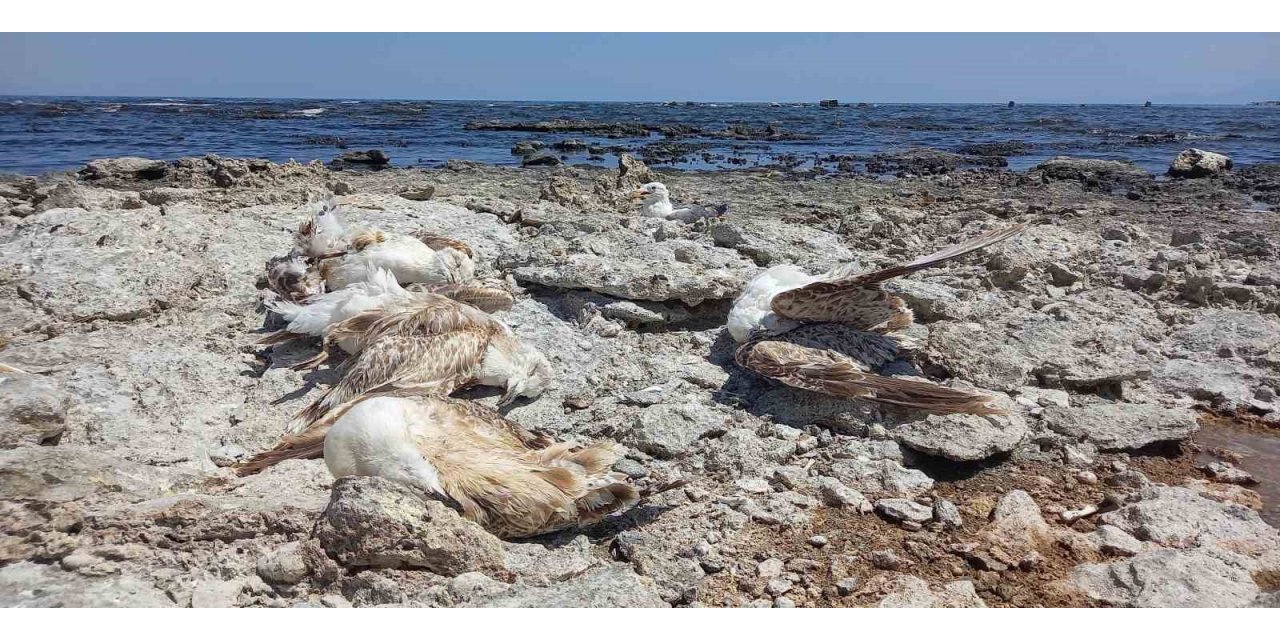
[{"left": 631, "top": 182, "right": 728, "bottom": 222}]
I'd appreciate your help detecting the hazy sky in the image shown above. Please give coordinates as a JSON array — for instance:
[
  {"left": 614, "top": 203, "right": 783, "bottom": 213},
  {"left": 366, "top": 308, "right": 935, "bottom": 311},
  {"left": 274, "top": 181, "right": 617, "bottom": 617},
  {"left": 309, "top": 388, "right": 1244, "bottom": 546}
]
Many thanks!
[{"left": 2, "top": 33, "right": 1278, "bottom": 103}]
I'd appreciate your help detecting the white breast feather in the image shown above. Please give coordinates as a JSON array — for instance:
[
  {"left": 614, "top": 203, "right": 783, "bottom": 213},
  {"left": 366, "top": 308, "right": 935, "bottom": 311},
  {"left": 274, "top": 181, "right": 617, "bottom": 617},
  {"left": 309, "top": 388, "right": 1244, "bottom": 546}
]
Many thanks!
[
  {"left": 324, "top": 397, "right": 445, "bottom": 495},
  {"left": 727, "top": 265, "right": 817, "bottom": 343},
  {"left": 268, "top": 268, "right": 409, "bottom": 337}
]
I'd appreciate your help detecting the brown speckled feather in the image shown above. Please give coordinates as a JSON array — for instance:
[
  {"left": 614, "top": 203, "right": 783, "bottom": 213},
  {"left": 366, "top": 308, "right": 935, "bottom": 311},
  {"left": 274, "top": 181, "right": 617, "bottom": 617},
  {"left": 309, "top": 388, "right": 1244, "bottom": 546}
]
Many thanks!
[
  {"left": 411, "top": 399, "right": 636, "bottom": 538},
  {"left": 771, "top": 223, "right": 1027, "bottom": 328},
  {"left": 735, "top": 340, "right": 1003, "bottom": 415},
  {"left": 408, "top": 282, "right": 515, "bottom": 313},
  {"left": 411, "top": 231, "right": 475, "bottom": 258},
  {"left": 296, "top": 330, "right": 492, "bottom": 427}
]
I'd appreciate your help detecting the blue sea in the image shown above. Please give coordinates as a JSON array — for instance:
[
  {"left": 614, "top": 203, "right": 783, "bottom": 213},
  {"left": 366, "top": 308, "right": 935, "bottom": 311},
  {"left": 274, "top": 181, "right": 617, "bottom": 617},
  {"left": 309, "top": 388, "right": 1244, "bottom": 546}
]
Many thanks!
[{"left": 2, "top": 97, "right": 1279, "bottom": 175}]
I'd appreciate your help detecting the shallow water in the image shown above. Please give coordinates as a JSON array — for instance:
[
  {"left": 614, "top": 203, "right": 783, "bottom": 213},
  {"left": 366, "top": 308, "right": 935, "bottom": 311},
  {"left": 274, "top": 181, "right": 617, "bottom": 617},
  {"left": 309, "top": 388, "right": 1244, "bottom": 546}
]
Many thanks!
[
  {"left": 1195, "top": 424, "right": 1280, "bottom": 527},
  {"left": 2, "top": 97, "right": 1279, "bottom": 175}
]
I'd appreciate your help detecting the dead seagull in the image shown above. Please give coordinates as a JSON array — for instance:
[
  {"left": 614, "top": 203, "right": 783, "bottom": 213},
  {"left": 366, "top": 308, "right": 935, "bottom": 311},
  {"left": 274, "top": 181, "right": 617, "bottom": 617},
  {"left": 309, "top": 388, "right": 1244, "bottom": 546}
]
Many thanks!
[
  {"left": 321, "top": 228, "right": 477, "bottom": 290},
  {"left": 631, "top": 181, "right": 728, "bottom": 222},
  {"left": 323, "top": 395, "right": 638, "bottom": 539},
  {"left": 258, "top": 267, "right": 514, "bottom": 349},
  {"left": 726, "top": 223, "right": 1028, "bottom": 415},
  {"left": 235, "top": 294, "right": 552, "bottom": 475}
]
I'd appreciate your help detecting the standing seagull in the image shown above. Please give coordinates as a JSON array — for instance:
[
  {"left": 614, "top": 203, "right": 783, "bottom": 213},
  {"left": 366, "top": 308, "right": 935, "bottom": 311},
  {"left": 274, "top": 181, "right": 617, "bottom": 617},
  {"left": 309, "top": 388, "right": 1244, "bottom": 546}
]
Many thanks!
[
  {"left": 324, "top": 395, "right": 638, "bottom": 539},
  {"left": 631, "top": 182, "right": 728, "bottom": 222},
  {"left": 235, "top": 294, "right": 552, "bottom": 475},
  {"left": 727, "top": 223, "right": 1027, "bottom": 415}
]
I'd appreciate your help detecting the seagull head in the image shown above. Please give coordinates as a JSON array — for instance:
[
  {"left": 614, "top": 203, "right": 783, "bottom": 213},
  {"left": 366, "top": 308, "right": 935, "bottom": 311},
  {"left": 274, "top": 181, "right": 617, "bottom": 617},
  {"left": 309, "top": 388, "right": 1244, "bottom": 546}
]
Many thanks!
[
  {"left": 630, "top": 181, "right": 669, "bottom": 204},
  {"left": 498, "top": 346, "right": 554, "bottom": 407}
]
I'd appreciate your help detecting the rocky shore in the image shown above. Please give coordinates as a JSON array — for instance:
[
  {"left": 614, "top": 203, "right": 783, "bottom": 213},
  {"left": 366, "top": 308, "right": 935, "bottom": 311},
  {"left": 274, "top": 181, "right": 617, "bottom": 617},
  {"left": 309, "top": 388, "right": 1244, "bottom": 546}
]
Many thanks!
[{"left": 1, "top": 150, "right": 1278, "bottom": 607}]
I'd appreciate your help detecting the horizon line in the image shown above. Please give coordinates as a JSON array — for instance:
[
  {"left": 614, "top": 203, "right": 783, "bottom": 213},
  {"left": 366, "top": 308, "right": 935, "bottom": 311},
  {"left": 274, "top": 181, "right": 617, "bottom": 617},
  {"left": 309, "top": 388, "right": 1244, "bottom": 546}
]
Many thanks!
[{"left": 0, "top": 92, "right": 1272, "bottom": 107}]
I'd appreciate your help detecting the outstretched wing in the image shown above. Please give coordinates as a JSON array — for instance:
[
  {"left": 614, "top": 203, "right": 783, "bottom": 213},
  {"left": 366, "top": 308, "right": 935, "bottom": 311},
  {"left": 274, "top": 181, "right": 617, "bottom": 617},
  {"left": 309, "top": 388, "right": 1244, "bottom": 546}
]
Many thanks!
[
  {"left": 735, "top": 340, "right": 1003, "bottom": 415},
  {"left": 412, "top": 231, "right": 475, "bottom": 258},
  {"left": 771, "top": 223, "right": 1027, "bottom": 327},
  {"left": 408, "top": 282, "right": 515, "bottom": 313},
  {"left": 294, "top": 331, "right": 490, "bottom": 428}
]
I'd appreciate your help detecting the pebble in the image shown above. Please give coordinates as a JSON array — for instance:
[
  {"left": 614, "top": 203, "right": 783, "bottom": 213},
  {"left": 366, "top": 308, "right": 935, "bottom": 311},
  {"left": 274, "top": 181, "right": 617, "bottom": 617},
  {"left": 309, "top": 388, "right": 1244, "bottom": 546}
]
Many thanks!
[
  {"left": 773, "top": 596, "right": 796, "bottom": 608},
  {"left": 1075, "top": 471, "right": 1099, "bottom": 485},
  {"left": 835, "top": 577, "right": 859, "bottom": 596},
  {"left": 757, "top": 558, "right": 785, "bottom": 579},
  {"left": 766, "top": 578, "right": 793, "bottom": 596},
  {"left": 933, "top": 499, "right": 963, "bottom": 528},
  {"left": 874, "top": 498, "right": 933, "bottom": 523},
  {"left": 807, "top": 535, "right": 829, "bottom": 548}
]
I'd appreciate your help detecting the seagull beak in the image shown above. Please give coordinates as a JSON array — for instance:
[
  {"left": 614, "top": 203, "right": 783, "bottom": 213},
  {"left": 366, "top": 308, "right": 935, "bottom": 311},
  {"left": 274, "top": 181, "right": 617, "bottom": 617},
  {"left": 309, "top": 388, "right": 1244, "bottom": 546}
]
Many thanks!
[
  {"left": 629, "top": 189, "right": 647, "bottom": 200},
  {"left": 498, "top": 385, "right": 520, "bottom": 407}
]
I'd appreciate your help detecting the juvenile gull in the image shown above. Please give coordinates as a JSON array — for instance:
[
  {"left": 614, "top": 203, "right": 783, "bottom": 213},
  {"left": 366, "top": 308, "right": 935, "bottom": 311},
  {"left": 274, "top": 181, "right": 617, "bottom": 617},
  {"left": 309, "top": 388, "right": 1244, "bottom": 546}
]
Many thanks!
[
  {"left": 236, "top": 294, "right": 551, "bottom": 475},
  {"left": 631, "top": 181, "right": 728, "bottom": 222},
  {"left": 727, "top": 223, "right": 1027, "bottom": 415},
  {"left": 324, "top": 395, "right": 638, "bottom": 539}
]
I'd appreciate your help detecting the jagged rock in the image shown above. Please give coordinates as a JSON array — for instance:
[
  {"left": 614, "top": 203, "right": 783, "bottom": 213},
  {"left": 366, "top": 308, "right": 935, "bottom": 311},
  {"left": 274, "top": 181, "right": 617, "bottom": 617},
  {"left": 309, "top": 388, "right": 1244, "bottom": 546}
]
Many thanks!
[
  {"left": 0, "top": 372, "right": 71, "bottom": 447},
  {"left": 1168, "top": 149, "right": 1232, "bottom": 178},
  {"left": 508, "top": 231, "right": 758, "bottom": 305},
  {"left": 877, "top": 575, "right": 986, "bottom": 608},
  {"left": 314, "top": 477, "right": 505, "bottom": 576},
  {"left": 874, "top": 498, "right": 933, "bottom": 523},
  {"left": 934, "top": 500, "right": 963, "bottom": 528},
  {"left": 815, "top": 477, "right": 871, "bottom": 510},
  {"left": 256, "top": 542, "right": 310, "bottom": 585},
  {"left": 1042, "top": 403, "right": 1198, "bottom": 450},
  {"left": 80, "top": 157, "right": 168, "bottom": 181},
  {"left": 1070, "top": 548, "right": 1260, "bottom": 607},
  {"left": 1099, "top": 486, "right": 1280, "bottom": 559},
  {"left": 0, "top": 562, "right": 173, "bottom": 606},
  {"left": 985, "top": 490, "right": 1050, "bottom": 550},
  {"left": 829, "top": 458, "right": 933, "bottom": 497},
  {"left": 625, "top": 402, "right": 725, "bottom": 452},
  {"left": 888, "top": 398, "right": 1027, "bottom": 461},
  {"left": 1091, "top": 525, "right": 1144, "bottom": 557},
  {"left": 471, "top": 564, "right": 667, "bottom": 607}
]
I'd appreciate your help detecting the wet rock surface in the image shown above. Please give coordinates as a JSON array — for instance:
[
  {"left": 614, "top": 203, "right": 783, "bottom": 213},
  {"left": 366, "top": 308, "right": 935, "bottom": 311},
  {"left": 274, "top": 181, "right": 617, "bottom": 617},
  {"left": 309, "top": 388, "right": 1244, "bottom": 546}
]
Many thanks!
[{"left": 2, "top": 153, "right": 1279, "bottom": 607}]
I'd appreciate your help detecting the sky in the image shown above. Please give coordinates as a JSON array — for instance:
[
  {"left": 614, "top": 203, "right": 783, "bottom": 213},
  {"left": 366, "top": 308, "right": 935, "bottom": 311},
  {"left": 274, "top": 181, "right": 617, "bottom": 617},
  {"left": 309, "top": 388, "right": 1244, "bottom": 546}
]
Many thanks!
[{"left": 2, "top": 33, "right": 1278, "bottom": 103}]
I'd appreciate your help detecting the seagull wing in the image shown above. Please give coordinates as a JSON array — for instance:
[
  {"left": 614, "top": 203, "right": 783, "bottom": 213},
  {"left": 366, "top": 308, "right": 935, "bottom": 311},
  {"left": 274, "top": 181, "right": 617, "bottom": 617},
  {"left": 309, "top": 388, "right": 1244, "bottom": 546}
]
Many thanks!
[
  {"left": 771, "top": 223, "right": 1027, "bottom": 328},
  {"left": 669, "top": 202, "right": 729, "bottom": 223},
  {"left": 295, "top": 330, "right": 492, "bottom": 428},
  {"left": 408, "top": 282, "right": 515, "bottom": 313},
  {"left": 735, "top": 340, "right": 1003, "bottom": 415}
]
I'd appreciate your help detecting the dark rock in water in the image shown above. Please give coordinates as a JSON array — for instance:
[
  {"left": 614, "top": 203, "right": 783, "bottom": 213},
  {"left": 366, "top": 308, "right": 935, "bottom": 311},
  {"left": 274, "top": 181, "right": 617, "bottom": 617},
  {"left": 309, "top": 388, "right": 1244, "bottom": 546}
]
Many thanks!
[
  {"left": 1145, "top": 100, "right": 1154, "bottom": 107},
  {"left": 1034, "top": 156, "right": 1150, "bottom": 186},
  {"left": 465, "top": 119, "right": 650, "bottom": 137},
  {"left": 338, "top": 150, "right": 390, "bottom": 165},
  {"left": 1008, "top": 101, "right": 1016, "bottom": 107},
  {"left": 1168, "top": 148, "right": 1233, "bottom": 179},
  {"left": 1224, "top": 163, "right": 1280, "bottom": 205},
  {"left": 819, "top": 99, "right": 839, "bottom": 108},
  {"left": 551, "top": 139, "right": 589, "bottom": 152},
  {"left": 80, "top": 157, "right": 168, "bottom": 181},
  {"left": 865, "top": 147, "right": 1005, "bottom": 175},
  {"left": 956, "top": 141, "right": 1033, "bottom": 157},
  {"left": 521, "top": 151, "right": 562, "bottom": 167},
  {"left": 510, "top": 140, "right": 545, "bottom": 156}
]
